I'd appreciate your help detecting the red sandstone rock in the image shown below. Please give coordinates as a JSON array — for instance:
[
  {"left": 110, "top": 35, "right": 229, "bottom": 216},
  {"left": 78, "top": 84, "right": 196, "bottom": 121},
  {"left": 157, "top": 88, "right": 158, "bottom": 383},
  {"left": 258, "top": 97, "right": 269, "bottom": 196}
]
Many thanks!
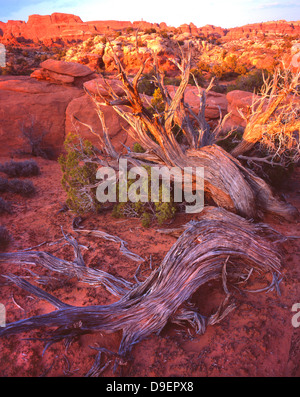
[
  {"left": 0, "top": 13, "right": 299, "bottom": 46},
  {"left": 167, "top": 85, "right": 228, "bottom": 121},
  {"left": 0, "top": 76, "right": 83, "bottom": 156},
  {"left": 83, "top": 77, "right": 125, "bottom": 97},
  {"left": 225, "top": 20, "right": 300, "bottom": 40},
  {"left": 39, "top": 59, "right": 93, "bottom": 77},
  {"left": 65, "top": 94, "right": 135, "bottom": 153},
  {"left": 0, "top": 77, "right": 66, "bottom": 93},
  {"left": 226, "top": 90, "right": 257, "bottom": 126}
]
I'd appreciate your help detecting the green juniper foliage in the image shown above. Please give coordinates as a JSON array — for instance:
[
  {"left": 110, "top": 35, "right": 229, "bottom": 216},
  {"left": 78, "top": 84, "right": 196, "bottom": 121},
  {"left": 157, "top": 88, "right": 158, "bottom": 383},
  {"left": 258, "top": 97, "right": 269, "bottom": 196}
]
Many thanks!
[
  {"left": 59, "top": 134, "right": 177, "bottom": 226},
  {"left": 58, "top": 133, "right": 101, "bottom": 214},
  {"left": 112, "top": 165, "right": 177, "bottom": 227}
]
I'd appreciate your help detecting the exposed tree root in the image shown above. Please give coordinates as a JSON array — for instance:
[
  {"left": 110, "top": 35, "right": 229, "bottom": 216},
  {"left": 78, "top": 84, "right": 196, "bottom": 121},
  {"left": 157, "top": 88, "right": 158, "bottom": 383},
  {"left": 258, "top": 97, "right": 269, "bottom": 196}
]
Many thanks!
[{"left": 0, "top": 207, "right": 284, "bottom": 374}]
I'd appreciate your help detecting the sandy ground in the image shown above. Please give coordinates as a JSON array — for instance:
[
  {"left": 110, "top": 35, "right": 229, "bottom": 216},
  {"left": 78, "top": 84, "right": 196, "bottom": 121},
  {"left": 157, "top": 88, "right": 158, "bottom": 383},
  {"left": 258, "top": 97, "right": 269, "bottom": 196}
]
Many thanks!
[{"left": 0, "top": 154, "right": 299, "bottom": 377}]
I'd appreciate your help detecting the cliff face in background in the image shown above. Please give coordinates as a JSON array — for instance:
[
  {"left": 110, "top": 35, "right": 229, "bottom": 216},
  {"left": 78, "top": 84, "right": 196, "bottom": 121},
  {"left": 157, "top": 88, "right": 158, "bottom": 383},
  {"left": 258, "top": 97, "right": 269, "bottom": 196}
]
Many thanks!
[
  {"left": 225, "top": 20, "right": 300, "bottom": 39},
  {"left": 0, "top": 12, "right": 299, "bottom": 46}
]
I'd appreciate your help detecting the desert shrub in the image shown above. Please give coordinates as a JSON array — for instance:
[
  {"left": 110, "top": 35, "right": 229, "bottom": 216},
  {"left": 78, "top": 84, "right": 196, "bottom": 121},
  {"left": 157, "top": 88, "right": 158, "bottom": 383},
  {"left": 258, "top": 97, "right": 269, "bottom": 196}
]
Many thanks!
[
  {"left": 0, "top": 174, "right": 36, "bottom": 196},
  {"left": 145, "top": 28, "right": 156, "bottom": 34},
  {"left": 282, "top": 36, "right": 293, "bottom": 49},
  {"left": 211, "top": 83, "right": 227, "bottom": 94},
  {"left": 225, "top": 55, "right": 238, "bottom": 71},
  {"left": 0, "top": 226, "right": 11, "bottom": 250},
  {"left": 163, "top": 76, "right": 181, "bottom": 86},
  {"left": 55, "top": 49, "right": 67, "bottom": 60},
  {"left": 137, "top": 70, "right": 157, "bottom": 96},
  {"left": 0, "top": 177, "right": 9, "bottom": 192},
  {"left": 39, "top": 54, "right": 48, "bottom": 62},
  {"left": 0, "top": 66, "right": 15, "bottom": 76},
  {"left": 59, "top": 134, "right": 179, "bottom": 227},
  {"left": 20, "top": 120, "right": 55, "bottom": 159},
  {"left": 112, "top": 166, "right": 177, "bottom": 227},
  {"left": 211, "top": 64, "right": 227, "bottom": 79},
  {"left": 234, "top": 64, "right": 248, "bottom": 76},
  {"left": 160, "top": 31, "right": 169, "bottom": 39},
  {"left": 113, "top": 31, "right": 122, "bottom": 39},
  {"left": 0, "top": 198, "right": 12, "bottom": 214},
  {"left": 151, "top": 88, "right": 165, "bottom": 113},
  {"left": 58, "top": 133, "right": 101, "bottom": 214},
  {"left": 16, "top": 57, "right": 26, "bottom": 65},
  {"left": 133, "top": 143, "right": 146, "bottom": 153},
  {"left": 197, "top": 61, "right": 210, "bottom": 73},
  {"left": 8, "top": 179, "right": 36, "bottom": 197},
  {"left": 0, "top": 160, "right": 40, "bottom": 178},
  {"left": 189, "top": 68, "right": 205, "bottom": 87},
  {"left": 212, "top": 57, "right": 249, "bottom": 80},
  {"left": 227, "top": 69, "right": 271, "bottom": 93},
  {"left": 216, "top": 128, "right": 244, "bottom": 152}
]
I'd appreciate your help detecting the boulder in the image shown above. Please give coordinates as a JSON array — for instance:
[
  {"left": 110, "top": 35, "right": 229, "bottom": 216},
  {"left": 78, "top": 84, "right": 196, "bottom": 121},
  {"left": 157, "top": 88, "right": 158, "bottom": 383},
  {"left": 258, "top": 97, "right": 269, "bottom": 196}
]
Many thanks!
[
  {"left": 39, "top": 59, "right": 93, "bottom": 77},
  {"left": 167, "top": 85, "right": 228, "bottom": 121},
  {"left": 65, "top": 94, "right": 135, "bottom": 153},
  {"left": 31, "top": 69, "right": 75, "bottom": 84},
  {"left": 31, "top": 59, "right": 97, "bottom": 87},
  {"left": 226, "top": 90, "right": 257, "bottom": 126},
  {"left": 0, "top": 76, "right": 83, "bottom": 156},
  {"left": 83, "top": 77, "right": 125, "bottom": 97}
]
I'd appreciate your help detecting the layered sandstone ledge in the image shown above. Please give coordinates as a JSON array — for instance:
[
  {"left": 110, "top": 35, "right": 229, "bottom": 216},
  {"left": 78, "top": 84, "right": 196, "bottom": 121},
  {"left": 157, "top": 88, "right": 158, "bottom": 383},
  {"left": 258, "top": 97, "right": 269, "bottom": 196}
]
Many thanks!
[{"left": 0, "top": 13, "right": 299, "bottom": 46}]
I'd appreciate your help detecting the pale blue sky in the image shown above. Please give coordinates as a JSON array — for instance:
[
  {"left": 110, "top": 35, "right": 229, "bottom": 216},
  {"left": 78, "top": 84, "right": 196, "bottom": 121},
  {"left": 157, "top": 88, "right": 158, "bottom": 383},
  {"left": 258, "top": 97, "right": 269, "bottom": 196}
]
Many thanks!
[{"left": 0, "top": 0, "right": 299, "bottom": 28}]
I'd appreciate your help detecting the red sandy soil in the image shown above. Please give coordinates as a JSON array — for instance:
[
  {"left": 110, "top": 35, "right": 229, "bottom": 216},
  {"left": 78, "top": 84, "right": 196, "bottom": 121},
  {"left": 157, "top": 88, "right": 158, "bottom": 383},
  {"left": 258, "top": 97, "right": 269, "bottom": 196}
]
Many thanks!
[{"left": 0, "top": 154, "right": 299, "bottom": 377}]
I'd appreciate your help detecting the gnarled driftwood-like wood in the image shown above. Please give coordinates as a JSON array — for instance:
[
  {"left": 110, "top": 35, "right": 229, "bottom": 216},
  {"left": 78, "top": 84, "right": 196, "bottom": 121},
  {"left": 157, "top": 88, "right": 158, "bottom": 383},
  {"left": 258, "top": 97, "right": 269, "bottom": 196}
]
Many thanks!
[{"left": 0, "top": 207, "right": 283, "bottom": 373}]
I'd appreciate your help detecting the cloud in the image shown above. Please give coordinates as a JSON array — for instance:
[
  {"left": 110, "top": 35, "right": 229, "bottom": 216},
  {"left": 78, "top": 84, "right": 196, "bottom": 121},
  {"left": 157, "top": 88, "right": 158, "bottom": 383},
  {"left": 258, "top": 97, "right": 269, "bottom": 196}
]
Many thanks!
[{"left": 257, "top": 1, "right": 300, "bottom": 9}]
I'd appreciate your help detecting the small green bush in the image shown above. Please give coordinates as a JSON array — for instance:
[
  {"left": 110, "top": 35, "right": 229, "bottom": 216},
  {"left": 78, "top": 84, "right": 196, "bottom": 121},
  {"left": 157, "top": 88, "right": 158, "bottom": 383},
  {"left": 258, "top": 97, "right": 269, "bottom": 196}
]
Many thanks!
[
  {"left": 59, "top": 135, "right": 178, "bottom": 227},
  {"left": 163, "top": 76, "right": 181, "bottom": 86},
  {"left": 151, "top": 88, "right": 165, "bottom": 113},
  {"left": 197, "top": 61, "right": 210, "bottom": 73},
  {"left": 133, "top": 143, "right": 146, "bottom": 153},
  {"left": 227, "top": 69, "right": 271, "bottom": 93},
  {"left": 58, "top": 133, "right": 101, "bottom": 214},
  {"left": 137, "top": 70, "right": 157, "bottom": 96},
  {"left": 211, "top": 64, "right": 226, "bottom": 79},
  {"left": 189, "top": 68, "right": 205, "bottom": 87},
  {"left": 112, "top": 166, "right": 177, "bottom": 227}
]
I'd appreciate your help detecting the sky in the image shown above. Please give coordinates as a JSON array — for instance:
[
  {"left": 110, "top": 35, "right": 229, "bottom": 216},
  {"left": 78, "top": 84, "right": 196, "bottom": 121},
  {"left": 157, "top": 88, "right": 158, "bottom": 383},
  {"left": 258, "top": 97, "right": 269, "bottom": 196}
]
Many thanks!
[{"left": 0, "top": 0, "right": 299, "bottom": 28}]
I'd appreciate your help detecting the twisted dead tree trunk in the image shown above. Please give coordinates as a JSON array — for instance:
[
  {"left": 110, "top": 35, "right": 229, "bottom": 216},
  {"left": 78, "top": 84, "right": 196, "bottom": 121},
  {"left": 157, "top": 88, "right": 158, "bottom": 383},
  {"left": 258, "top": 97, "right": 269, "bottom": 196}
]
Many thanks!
[
  {"left": 83, "top": 46, "right": 298, "bottom": 221},
  {"left": 0, "top": 208, "right": 284, "bottom": 372}
]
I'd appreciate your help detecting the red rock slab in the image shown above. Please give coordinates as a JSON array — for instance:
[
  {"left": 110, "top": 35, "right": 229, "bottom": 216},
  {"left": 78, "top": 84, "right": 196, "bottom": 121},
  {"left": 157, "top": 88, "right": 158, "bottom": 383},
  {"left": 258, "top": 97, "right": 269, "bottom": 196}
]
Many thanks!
[
  {"left": 31, "top": 69, "right": 75, "bottom": 84},
  {"left": 83, "top": 77, "right": 125, "bottom": 98},
  {"left": 40, "top": 59, "right": 93, "bottom": 77}
]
